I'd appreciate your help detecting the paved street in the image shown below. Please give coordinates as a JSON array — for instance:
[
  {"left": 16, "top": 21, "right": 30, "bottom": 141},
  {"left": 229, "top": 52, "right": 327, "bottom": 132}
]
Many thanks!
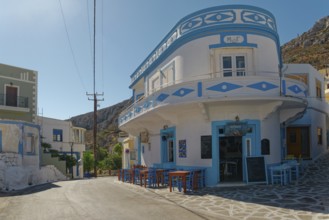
[
  {"left": 0, "top": 178, "right": 211, "bottom": 220},
  {"left": 1, "top": 152, "right": 329, "bottom": 220}
]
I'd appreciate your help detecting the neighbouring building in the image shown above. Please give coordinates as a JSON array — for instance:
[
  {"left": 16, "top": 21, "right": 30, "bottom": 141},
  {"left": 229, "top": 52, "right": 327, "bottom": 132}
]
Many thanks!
[
  {"left": 118, "top": 5, "right": 329, "bottom": 186},
  {"left": 0, "top": 63, "right": 38, "bottom": 123},
  {"left": 37, "top": 116, "right": 86, "bottom": 179},
  {"left": 0, "top": 63, "right": 67, "bottom": 190},
  {"left": 0, "top": 63, "right": 44, "bottom": 190}
]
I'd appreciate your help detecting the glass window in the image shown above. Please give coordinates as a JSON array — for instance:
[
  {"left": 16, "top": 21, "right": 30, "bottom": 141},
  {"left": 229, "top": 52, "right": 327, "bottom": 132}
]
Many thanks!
[
  {"left": 316, "top": 79, "right": 322, "bottom": 99},
  {"left": 221, "top": 55, "right": 246, "bottom": 77},
  {"left": 317, "top": 128, "right": 323, "bottom": 145},
  {"left": 223, "top": 56, "right": 232, "bottom": 77},
  {"left": 236, "top": 56, "right": 245, "bottom": 76},
  {"left": 53, "top": 129, "right": 63, "bottom": 142},
  {"left": 201, "top": 136, "right": 212, "bottom": 159},
  {"left": 168, "top": 139, "right": 174, "bottom": 162}
]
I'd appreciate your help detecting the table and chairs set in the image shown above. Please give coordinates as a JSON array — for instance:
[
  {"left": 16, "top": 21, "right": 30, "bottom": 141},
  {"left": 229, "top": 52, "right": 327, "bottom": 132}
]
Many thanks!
[
  {"left": 268, "top": 156, "right": 303, "bottom": 185},
  {"left": 118, "top": 165, "right": 206, "bottom": 193}
]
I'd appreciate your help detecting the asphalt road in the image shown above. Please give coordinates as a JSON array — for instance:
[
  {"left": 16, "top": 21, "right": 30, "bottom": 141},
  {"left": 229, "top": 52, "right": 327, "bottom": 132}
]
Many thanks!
[{"left": 0, "top": 177, "right": 212, "bottom": 220}]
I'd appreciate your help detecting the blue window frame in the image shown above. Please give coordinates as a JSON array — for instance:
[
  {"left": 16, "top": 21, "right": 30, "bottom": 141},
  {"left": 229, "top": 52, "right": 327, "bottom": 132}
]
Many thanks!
[
  {"left": 160, "top": 127, "right": 176, "bottom": 165},
  {"left": 53, "top": 129, "right": 63, "bottom": 142}
]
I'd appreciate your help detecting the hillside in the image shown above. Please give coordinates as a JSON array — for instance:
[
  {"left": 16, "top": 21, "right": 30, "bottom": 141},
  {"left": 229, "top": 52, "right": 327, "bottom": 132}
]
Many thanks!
[
  {"left": 282, "top": 16, "right": 329, "bottom": 70},
  {"left": 69, "top": 99, "right": 131, "bottom": 150}
]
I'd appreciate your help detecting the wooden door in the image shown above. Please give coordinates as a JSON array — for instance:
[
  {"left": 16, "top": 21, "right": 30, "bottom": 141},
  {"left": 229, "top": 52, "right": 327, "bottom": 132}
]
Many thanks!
[
  {"left": 286, "top": 127, "right": 310, "bottom": 158},
  {"left": 6, "top": 86, "right": 18, "bottom": 107}
]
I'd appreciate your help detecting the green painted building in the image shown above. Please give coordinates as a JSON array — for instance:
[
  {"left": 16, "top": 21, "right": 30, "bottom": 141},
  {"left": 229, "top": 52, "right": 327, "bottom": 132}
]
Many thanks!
[{"left": 0, "top": 63, "right": 38, "bottom": 123}]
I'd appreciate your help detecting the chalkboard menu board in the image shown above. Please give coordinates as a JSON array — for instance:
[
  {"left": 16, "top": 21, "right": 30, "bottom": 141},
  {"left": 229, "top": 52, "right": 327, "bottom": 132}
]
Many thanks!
[{"left": 245, "top": 156, "right": 267, "bottom": 184}]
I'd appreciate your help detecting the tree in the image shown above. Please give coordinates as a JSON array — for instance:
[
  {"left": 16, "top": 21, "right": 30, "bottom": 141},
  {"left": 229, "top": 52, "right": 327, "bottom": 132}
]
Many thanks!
[
  {"left": 113, "top": 143, "right": 123, "bottom": 156},
  {"left": 41, "top": 142, "right": 52, "bottom": 152},
  {"left": 83, "top": 151, "right": 94, "bottom": 174}
]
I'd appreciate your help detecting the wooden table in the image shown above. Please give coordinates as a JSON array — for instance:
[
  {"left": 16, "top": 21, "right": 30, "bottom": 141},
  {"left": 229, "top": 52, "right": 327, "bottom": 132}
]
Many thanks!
[
  {"left": 139, "top": 169, "right": 164, "bottom": 187},
  {"left": 168, "top": 171, "right": 190, "bottom": 193}
]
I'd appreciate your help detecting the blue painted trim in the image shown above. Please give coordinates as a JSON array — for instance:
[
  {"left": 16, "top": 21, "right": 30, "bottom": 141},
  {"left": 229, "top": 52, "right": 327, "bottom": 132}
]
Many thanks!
[
  {"left": 210, "top": 119, "right": 260, "bottom": 186},
  {"left": 0, "top": 120, "right": 40, "bottom": 129},
  {"left": 0, "top": 130, "right": 2, "bottom": 152},
  {"left": 160, "top": 126, "right": 176, "bottom": 166},
  {"left": 282, "top": 79, "right": 286, "bottom": 95},
  {"left": 129, "top": 5, "right": 280, "bottom": 88},
  {"left": 197, "top": 82, "right": 202, "bottom": 97},
  {"left": 130, "top": 25, "right": 280, "bottom": 89}
]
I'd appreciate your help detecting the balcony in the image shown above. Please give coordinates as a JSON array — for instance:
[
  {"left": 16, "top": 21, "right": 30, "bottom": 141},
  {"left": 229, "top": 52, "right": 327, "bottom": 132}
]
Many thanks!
[
  {"left": 0, "top": 93, "right": 29, "bottom": 110},
  {"left": 119, "top": 75, "right": 308, "bottom": 126}
]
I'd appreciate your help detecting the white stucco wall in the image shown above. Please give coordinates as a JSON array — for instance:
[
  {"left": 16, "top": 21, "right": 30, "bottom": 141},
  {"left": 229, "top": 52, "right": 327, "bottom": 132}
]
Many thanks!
[
  {"left": 36, "top": 116, "right": 85, "bottom": 178},
  {"left": 261, "top": 112, "right": 281, "bottom": 164}
]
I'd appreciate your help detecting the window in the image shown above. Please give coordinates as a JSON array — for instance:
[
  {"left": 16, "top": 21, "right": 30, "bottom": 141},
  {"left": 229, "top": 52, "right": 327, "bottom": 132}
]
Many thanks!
[
  {"left": 317, "top": 128, "right": 323, "bottom": 145},
  {"left": 223, "top": 56, "right": 232, "bottom": 77},
  {"left": 246, "top": 138, "right": 252, "bottom": 156},
  {"left": 167, "top": 139, "right": 174, "bottom": 162},
  {"left": 221, "top": 55, "right": 246, "bottom": 77},
  {"left": 160, "top": 61, "right": 175, "bottom": 87},
  {"left": 147, "top": 61, "right": 175, "bottom": 95},
  {"left": 316, "top": 79, "right": 322, "bottom": 99},
  {"left": 53, "top": 129, "right": 63, "bottom": 142},
  {"left": 25, "top": 135, "right": 35, "bottom": 154},
  {"left": 201, "top": 136, "right": 212, "bottom": 159}
]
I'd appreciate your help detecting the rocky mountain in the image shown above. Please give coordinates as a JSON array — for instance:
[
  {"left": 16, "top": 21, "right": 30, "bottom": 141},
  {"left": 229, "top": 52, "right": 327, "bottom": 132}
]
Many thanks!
[
  {"left": 282, "top": 16, "right": 329, "bottom": 70},
  {"left": 69, "top": 99, "right": 131, "bottom": 150}
]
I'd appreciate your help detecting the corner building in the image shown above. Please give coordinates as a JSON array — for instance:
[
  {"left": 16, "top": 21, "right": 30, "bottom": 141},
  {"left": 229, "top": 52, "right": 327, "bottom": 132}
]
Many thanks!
[{"left": 119, "top": 5, "right": 329, "bottom": 186}]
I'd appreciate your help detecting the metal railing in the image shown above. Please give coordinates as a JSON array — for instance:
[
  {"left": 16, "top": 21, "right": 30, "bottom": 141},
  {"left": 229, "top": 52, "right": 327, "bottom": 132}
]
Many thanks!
[{"left": 0, "top": 94, "right": 29, "bottom": 108}]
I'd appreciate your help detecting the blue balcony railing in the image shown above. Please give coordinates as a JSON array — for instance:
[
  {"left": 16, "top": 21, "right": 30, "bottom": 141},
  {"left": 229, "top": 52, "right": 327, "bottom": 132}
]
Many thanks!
[{"left": 0, "top": 94, "right": 29, "bottom": 108}]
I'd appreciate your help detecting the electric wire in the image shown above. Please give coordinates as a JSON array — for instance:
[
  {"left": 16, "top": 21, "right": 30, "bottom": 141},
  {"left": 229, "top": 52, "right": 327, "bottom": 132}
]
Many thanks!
[
  {"left": 58, "top": 0, "right": 87, "bottom": 92},
  {"left": 86, "top": 0, "right": 93, "bottom": 68},
  {"left": 101, "top": 0, "right": 105, "bottom": 93}
]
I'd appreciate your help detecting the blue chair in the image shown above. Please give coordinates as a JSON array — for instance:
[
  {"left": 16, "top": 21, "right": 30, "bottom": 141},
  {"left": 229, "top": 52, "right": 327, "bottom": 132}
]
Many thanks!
[
  {"left": 146, "top": 168, "right": 157, "bottom": 188},
  {"left": 123, "top": 169, "right": 131, "bottom": 182},
  {"left": 269, "top": 164, "right": 291, "bottom": 185},
  {"left": 283, "top": 160, "right": 299, "bottom": 180},
  {"left": 185, "top": 171, "right": 195, "bottom": 192},
  {"left": 197, "top": 168, "right": 206, "bottom": 188},
  {"left": 134, "top": 168, "right": 141, "bottom": 184}
]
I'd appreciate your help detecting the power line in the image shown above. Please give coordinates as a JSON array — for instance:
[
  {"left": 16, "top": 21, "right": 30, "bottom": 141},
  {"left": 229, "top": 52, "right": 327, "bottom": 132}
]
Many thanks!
[
  {"left": 58, "top": 0, "right": 87, "bottom": 92},
  {"left": 86, "top": 0, "right": 93, "bottom": 67}
]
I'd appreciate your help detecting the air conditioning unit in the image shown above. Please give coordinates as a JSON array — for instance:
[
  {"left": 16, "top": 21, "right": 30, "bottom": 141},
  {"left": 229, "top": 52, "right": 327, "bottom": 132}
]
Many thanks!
[{"left": 140, "top": 131, "right": 149, "bottom": 143}]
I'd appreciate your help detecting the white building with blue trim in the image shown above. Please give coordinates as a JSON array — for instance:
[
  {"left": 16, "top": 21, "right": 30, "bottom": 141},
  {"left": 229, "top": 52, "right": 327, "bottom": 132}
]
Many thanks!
[{"left": 119, "top": 5, "right": 329, "bottom": 186}]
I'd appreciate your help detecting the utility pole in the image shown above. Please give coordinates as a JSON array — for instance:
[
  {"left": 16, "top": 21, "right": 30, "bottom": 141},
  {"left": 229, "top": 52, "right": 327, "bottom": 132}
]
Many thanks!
[{"left": 87, "top": 0, "right": 103, "bottom": 178}]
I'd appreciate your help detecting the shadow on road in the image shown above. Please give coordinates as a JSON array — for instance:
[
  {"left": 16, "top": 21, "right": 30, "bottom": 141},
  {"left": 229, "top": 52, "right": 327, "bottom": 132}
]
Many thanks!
[{"left": 0, "top": 183, "right": 61, "bottom": 197}]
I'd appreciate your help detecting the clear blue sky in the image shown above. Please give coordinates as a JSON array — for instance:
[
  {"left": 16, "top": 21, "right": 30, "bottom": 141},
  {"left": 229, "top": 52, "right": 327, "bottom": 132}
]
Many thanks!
[{"left": 0, "top": 0, "right": 328, "bottom": 120}]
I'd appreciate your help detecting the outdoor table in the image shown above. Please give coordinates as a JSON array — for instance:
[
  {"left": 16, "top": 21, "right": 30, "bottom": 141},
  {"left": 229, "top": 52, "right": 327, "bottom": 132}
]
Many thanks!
[
  {"left": 139, "top": 169, "right": 164, "bottom": 187},
  {"left": 168, "top": 171, "right": 190, "bottom": 193}
]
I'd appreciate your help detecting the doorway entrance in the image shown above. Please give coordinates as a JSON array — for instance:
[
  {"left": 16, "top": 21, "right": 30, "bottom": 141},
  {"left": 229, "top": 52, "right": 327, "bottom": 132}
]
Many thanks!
[
  {"left": 219, "top": 136, "right": 243, "bottom": 182},
  {"left": 287, "top": 126, "right": 310, "bottom": 159}
]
